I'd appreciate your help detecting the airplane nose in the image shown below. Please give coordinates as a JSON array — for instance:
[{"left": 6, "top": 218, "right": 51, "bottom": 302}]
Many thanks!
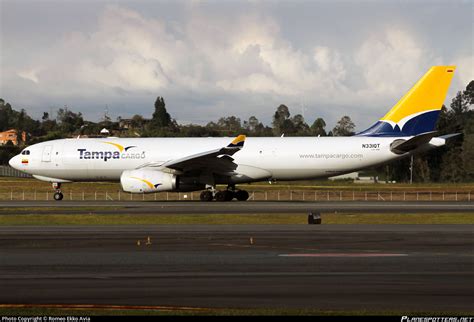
[{"left": 9, "top": 155, "right": 19, "bottom": 169}]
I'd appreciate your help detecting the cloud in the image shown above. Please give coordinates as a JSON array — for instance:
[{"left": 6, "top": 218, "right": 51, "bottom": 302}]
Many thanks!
[
  {"left": 1, "top": 3, "right": 471, "bottom": 130},
  {"left": 17, "top": 68, "right": 40, "bottom": 84},
  {"left": 355, "top": 29, "right": 430, "bottom": 96},
  {"left": 455, "top": 55, "right": 474, "bottom": 89}
]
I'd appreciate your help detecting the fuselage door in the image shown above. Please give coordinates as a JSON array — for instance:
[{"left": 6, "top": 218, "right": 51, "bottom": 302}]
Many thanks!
[{"left": 41, "top": 145, "right": 52, "bottom": 162}]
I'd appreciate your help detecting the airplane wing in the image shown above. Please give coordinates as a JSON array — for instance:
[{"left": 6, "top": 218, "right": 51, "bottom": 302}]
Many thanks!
[{"left": 159, "top": 135, "right": 246, "bottom": 175}]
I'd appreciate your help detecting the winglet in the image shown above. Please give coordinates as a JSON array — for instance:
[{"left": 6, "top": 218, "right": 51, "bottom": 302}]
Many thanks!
[{"left": 227, "top": 134, "right": 246, "bottom": 148}]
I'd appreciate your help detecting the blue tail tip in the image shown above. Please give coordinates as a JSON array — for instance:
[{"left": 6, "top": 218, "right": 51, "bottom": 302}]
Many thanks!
[{"left": 357, "top": 110, "right": 440, "bottom": 137}]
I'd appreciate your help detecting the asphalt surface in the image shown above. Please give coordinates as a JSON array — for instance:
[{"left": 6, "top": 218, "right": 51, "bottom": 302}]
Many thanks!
[
  {"left": 0, "top": 201, "right": 473, "bottom": 214},
  {"left": 0, "top": 225, "right": 473, "bottom": 312}
]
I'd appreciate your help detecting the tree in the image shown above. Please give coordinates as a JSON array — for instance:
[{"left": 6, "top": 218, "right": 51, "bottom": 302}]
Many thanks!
[
  {"left": 0, "top": 139, "right": 21, "bottom": 165},
  {"left": 146, "top": 96, "right": 180, "bottom": 136},
  {"left": 310, "top": 118, "right": 327, "bottom": 136},
  {"left": 464, "top": 80, "right": 474, "bottom": 105},
  {"left": 243, "top": 116, "right": 272, "bottom": 136},
  {"left": 291, "top": 114, "right": 310, "bottom": 136},
  {"left": 217, "top": 116, "right": 242, "bottom": 134},
  {"left": 151, "top": 96, "right": 171, "bottom": 129},
  {"left": 0, "top": 100, "right": 14, "bottom": 131},
  {"left": 39, "top": 111, "right": 57, "bottom": 134},
  {"left": 462, "top": 132, "right": 474, "bottom": 180},
  {"left": 451, "top": 90, "right": 470, "bottom": 117},
  {"left": 15, "top": 109, "right": 26, "bottom": 145},
  {"left": 440, "top": 146, "right": 465, "bottom": 182},
  {"left": 57, "top": 107, "right": 84, "bottom": 134},
  {"left": 244, "top": 116, "right": 261, "bottom": 134},
  {"left": 272, "top": 104, "right": 291, "bottom": 136},
  {"left": 281, "top": 119, "right": 296, "bottom": 135},
  {"left": 413, "top": 156, "right": 430, "bottom": 182},
  {"left": 332, "top": 116, "right": 355, "bottom": 136},
  {"left": 436, "top": 87, "right": 472, "bottom": 182},
  {"left": 387, "top": 158, "right": 410, "bottom": 183},
  {"left": 131, "top": 114, "right": 146, "bottom": 129}
]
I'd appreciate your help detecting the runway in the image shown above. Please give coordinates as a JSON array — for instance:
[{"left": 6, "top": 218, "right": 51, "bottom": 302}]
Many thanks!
[
  {"left": 0, "top": 201, "right": 473, "bottom": 214},
  {"left": 0, "top": 225, "right": 472, "bottom": 312}
]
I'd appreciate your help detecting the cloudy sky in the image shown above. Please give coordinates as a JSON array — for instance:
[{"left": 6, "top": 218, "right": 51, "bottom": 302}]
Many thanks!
[{"left": 0, "top": 0, "right": 472, "bottom": 131}]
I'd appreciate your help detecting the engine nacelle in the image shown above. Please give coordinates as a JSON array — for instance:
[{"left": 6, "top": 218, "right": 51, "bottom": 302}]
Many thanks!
[{"left": 120, "top": 169, "right": 177, "bottom": 193}]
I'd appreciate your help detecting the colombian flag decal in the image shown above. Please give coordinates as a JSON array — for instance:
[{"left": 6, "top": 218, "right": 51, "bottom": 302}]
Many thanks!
[{"left": 21, "top": 159, "right": 28, "bottom": 165}]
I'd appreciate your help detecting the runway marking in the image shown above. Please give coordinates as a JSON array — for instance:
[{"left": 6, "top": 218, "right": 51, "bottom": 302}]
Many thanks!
[
  {"left": 279, "top": 253, "right": 408, "bottom": 257},
  {"left": 210, "top": 242, "right": 320, "bottom": 252},
  {"left": 210, "top": 243, "right": 409, "bottom": 255}
]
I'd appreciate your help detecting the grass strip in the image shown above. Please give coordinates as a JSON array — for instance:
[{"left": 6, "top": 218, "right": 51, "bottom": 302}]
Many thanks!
[{"left": 0, "top": 212, "right": 472, "bottom": 225}]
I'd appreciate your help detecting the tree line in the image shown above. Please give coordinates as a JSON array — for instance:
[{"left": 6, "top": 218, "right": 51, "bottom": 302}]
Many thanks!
[
  {"left": 0, "top": 96, "right": 356, "bottom": 141},
  {"left": 0, "top": 80, "right": 472, "bottom": 182}
]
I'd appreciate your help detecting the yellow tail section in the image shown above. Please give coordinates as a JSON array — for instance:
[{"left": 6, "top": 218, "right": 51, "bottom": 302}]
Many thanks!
[
  {"left": 358, "top": 66, "right": 456, "bottom": 136},
  {"left": 381, "top": 66, "right": 455, "bottom": 125}
]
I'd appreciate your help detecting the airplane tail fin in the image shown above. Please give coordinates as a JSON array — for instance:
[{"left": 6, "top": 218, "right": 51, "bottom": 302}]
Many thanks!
[{"left": 357, "top": 66, "right": 456, "bottom": 137}]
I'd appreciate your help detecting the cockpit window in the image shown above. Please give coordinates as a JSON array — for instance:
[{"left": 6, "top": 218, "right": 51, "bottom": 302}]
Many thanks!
[{"left": 21, "top": 150, "right": 30, "bottom": 155}]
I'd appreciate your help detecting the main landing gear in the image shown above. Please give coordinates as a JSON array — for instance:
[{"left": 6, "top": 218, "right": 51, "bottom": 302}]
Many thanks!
[
  {"left": 52, "top": 182, "right": 63, "bottom": 201},
  {"left": 199, "top": 186, "right": 249, "bottom": 202}
]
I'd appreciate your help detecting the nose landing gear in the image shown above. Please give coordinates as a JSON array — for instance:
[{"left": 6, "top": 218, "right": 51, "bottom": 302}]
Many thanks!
[{"left": 52, "top": 183, "right": 63, "bottom": 201}]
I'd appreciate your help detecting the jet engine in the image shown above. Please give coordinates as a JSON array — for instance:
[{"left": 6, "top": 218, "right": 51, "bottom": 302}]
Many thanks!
[{"left": 120, "top": 169, "right": 177, "bottom": 193}]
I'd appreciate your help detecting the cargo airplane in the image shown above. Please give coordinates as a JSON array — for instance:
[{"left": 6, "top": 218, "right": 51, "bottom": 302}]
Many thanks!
[{"left": 9, "top": 66, "right": 457, "bottom": 201}]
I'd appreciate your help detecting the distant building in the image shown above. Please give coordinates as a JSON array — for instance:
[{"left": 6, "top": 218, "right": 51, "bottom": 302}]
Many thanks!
[
  {"left": 0, "top": 129, "right": 26, "bottom": 146},
  {"left": 118, "top": 117, "right": 151, "bottom": 130},
  {"left": 100, "top": 128, "right": 110, "bottom": 135},
  {"left": 119, "top": 119, "right": 134, "bottom": 130}
]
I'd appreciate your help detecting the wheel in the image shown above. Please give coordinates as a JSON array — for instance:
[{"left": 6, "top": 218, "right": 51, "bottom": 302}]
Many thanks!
[
  {"left": 200, "top": 190, "right": 213, "bottom": 202},
  {"left": 216, "top": 190, "right": 233, "bottom": 201},
  {"left": 53, "top": 192, "right": 64, "bottom": 201},
  {"left": 235, "top": 190, "right": 249, "bottom": 201},
  {"left": 224, "top": 190, "right": 234, "bottom": 201},
  {"left": 215, "top": 191, "right": 226, "bottom": 201}
]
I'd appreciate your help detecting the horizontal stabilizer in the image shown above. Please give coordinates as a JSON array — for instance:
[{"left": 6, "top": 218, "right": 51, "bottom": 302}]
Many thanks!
[
  {"left": 390, "top": 131, "right": 438, "bottom": 154},
  {"left": 438, "top": 133, "right": 462, "bottom": 140}
]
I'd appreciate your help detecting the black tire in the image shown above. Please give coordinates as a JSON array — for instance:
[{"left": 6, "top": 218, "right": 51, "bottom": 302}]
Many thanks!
[
  {"left": 200, "top": 190, "right": 213, "bottom": 202},
  {"left": 224, "top": 190, "right": 234, "bottom": 201},
  {"left": 53, "top": 192, "right": 63, "bottom": 201},
  {"left": 235, "top": 190, "right": 249, "bottom": 201},
  {"left": 215, "top": 191, "right": 227, "bottom": 202}
]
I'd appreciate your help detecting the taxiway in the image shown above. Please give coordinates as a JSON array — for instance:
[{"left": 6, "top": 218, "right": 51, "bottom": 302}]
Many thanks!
[{"left": 0, "top": 224, "right": 472, "bottom": 312}]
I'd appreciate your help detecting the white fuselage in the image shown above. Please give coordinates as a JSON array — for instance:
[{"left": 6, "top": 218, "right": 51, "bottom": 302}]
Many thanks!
[{"left": 9, "top": 136, "right": 422, "bottom": 184}]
